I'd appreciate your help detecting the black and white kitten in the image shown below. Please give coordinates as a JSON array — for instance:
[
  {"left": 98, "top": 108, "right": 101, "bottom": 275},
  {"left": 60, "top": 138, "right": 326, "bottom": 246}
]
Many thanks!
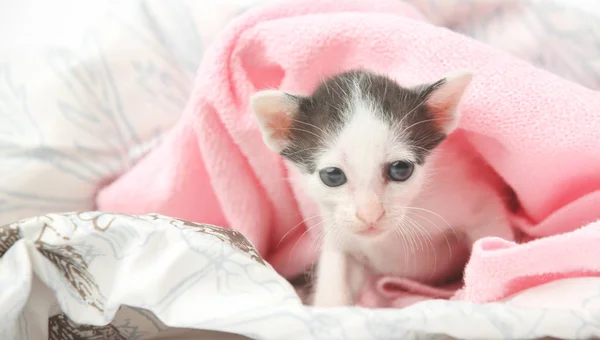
[{"left": 251, "top": 70, "right": 514, "bottom": 307}]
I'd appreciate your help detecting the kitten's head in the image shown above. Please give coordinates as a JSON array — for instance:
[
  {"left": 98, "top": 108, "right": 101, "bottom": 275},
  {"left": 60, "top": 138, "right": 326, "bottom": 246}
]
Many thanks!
[{"left": 251, "top": 70, "right": 472, "bottom": 238}]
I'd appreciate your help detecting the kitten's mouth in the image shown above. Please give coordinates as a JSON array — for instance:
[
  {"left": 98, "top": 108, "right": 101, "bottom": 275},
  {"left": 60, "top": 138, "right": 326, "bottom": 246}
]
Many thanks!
[{"left": 358, "top": 226, "right": 385, "bottom": 236}]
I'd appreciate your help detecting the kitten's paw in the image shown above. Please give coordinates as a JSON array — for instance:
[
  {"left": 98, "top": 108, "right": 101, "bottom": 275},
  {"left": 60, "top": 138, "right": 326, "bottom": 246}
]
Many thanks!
[{"left": 312, "top": 292, "right": 352, "bottom": 307}]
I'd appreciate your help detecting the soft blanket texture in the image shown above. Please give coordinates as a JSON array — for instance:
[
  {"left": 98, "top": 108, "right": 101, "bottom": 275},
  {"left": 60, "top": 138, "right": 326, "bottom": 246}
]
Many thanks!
[
  {"left": 97, "top": 0, "right": 600, "bottom": 306},
  {"left": 4, "top": 212, "right": 600, "bottom": 340}
]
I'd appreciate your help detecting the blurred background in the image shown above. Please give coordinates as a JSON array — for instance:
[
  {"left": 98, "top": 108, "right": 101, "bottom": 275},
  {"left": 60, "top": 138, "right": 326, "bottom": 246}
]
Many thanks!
[{"left": 0, "top": 0, "right": 599, "bottom": 226}]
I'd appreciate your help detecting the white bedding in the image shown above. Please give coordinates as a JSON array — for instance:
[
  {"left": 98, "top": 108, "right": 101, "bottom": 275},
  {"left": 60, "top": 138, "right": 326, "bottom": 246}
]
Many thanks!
[
  {"left": 0, "top": 0, "right": 268, "bottom": 225},
  {"left": 2, "top": 212, "right": 600, "bottom": 339},
  {"left": 1, "top": 0, "right": 600, "bottom": 339}
]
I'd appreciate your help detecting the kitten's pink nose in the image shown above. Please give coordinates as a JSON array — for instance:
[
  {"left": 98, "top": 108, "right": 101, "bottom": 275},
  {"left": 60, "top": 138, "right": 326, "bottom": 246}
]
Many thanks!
[{"left": 355, "top": 201, "right": 385, "bottom": 224}]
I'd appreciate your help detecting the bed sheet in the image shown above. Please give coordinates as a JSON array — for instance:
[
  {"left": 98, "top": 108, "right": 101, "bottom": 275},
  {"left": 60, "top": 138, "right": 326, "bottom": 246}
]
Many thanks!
[{"left": 1, "top": 212, "right": 599, "bottom": 340}]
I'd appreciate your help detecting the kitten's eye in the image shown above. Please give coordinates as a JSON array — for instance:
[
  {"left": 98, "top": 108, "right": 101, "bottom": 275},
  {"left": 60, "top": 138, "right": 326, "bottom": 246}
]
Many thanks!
[
  {"left": 387, "top": 161, "right": 414, "bottom": 182},
  {"left": 319, "top": 167, "right": 347, "bottom": 187}
]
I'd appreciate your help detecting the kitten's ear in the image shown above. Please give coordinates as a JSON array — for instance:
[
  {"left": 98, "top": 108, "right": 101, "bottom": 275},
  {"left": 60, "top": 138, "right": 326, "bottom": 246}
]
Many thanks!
[
  {"left": 420, "top": 71, "right": 473, "bottom": 134},
  {"left": 251, "top": 90, "right": 301, "bottom": 153}
]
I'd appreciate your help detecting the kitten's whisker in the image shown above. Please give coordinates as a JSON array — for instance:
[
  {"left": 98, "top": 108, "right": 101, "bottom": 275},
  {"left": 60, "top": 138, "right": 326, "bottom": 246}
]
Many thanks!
[
  {"left": 399, "top": 219, "right": 417, "bottom": 254},
  {"left": 405, "top": 217, "right": 424, "bottom": 251},
  {"left": 393, "top": 221, "right": 410, "bottom": 268},
  {"left": 404, "top": 206, "right": 458, "bottom": 240},
  {"left": 277, "top": 214, "right": 324, "bottom": 248},
  {"left": 404, "top": 210, "right": 453, "bottom": 258},
  {"left": 289, "top": 220, "right": 325, "bottom": 260},
  {"left": 400, "top": 220, "right": 419, "bottom": 272},
  {"left": 404, "top": 215, "right": 434, "bottom": 243},
  {"left": 405, "top": 215, "right": 438, "bottom": 280}
]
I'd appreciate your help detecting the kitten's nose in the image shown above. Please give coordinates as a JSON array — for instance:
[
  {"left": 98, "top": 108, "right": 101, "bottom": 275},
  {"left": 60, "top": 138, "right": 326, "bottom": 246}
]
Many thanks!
[{"left": 355, "top": 201, "right": 385, "bottom": 224}]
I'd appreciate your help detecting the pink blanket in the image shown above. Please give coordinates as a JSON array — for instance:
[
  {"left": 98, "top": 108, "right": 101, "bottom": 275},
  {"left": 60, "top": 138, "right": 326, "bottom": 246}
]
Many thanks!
[{"left": 97, "top": 0, "right": 600, "bottom": 306}]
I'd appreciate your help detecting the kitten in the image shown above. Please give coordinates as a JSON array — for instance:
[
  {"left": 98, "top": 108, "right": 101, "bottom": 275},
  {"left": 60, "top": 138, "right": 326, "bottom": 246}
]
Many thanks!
[{"left": 251, "top": 70, "right": 514, "bottom": 307}]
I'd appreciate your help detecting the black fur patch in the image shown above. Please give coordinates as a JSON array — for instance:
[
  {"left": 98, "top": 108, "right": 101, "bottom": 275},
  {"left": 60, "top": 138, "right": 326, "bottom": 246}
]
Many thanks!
[{"left": 281, "top": 70, "right": 447, "bottom": 172}]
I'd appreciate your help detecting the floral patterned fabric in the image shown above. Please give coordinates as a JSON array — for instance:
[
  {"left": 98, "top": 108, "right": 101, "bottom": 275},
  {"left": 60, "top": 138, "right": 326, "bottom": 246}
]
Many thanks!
[{"left": 1, "top": 212, "right": 600, "bottom": 339}]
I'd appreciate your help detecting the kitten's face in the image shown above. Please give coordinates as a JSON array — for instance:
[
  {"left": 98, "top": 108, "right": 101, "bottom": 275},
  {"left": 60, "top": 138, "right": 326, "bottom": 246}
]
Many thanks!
[
  {"left": 252, "top": 70, "right": 472, "bottom": 238},
  {"left": 304, "top": 99, "right": 431, "bottom": 237}
]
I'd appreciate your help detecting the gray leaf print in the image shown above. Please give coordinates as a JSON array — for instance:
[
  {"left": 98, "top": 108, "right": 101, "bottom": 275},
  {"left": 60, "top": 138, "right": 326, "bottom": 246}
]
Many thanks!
[{"left": 36, "top": 232, "right": 105, "bottom": 312}]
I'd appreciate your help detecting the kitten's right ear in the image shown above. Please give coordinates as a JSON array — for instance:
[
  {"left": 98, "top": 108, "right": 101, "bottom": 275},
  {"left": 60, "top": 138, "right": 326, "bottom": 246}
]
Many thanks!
[
  {"left": 418, "top": 71, "right": 473, "bottom": 134},
  {"left": 251, "top": 90, "right": 300, "bottom": 153}
]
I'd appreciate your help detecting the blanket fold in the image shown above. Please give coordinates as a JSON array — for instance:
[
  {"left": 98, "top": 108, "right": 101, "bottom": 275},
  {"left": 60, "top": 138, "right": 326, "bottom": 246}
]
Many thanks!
[{"left": 97, "top": 0, "right": 600, "bottom": 306}]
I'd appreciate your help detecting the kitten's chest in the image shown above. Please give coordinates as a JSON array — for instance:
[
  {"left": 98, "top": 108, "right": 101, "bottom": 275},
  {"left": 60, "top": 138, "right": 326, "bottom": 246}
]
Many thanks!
[
  {"left": 353, "top": 236, "right": 412, "bottom": 274},
  {"left": 350, "top": 234, "right": 440, "bottom": 277},
  {"left": 348, "top": 228, "right": 471, "bottom": 284}
]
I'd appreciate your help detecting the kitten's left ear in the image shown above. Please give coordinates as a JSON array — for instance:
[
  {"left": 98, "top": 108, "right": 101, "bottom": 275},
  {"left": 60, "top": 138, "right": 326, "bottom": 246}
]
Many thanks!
[{"left": 420, "top": 71, "right": 473, "bottom": 134}]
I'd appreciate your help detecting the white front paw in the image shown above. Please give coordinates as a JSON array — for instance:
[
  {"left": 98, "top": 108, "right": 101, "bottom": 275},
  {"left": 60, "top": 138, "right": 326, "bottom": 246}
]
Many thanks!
[{"left": 312, "top": 290, "right": 352, "bottom": 307}]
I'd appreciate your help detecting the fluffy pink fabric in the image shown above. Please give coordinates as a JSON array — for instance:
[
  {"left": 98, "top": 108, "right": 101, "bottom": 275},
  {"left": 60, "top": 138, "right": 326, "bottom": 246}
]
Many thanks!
[{"left": 97, "top": 0, "right": 600, "bottom": 306}]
